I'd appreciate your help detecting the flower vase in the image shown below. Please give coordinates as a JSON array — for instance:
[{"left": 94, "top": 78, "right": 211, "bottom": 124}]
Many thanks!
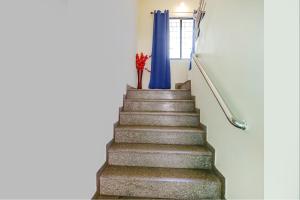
[{"left": 137, "top": 69, "right": 143, "bottom": 89}]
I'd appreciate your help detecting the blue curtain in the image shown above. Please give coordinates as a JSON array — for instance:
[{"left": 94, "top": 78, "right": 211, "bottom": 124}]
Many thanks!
[
  {"left": 149, "top": 10, "right": 171, "bottom": 89},
  {"left": 189, "top": 19, "right": 196, "bottom": 70}
]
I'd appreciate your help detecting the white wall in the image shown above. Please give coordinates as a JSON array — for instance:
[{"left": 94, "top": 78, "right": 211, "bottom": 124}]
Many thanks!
[
  {"left": 189, "top": 0, "right": 264, "bottom": 198},
  {"left": 137, "top": 0, "right": 198, "bottom": 89},
  {"left": 0, "top": 0, "right": 136, "bottom": 198},
  {"left": 264, "top": 0, "right": 299, "bottom": 198}
]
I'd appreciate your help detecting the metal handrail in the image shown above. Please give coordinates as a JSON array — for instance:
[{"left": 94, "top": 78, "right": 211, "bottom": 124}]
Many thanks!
[{"left": 192, "top": 54, "right": 247, "bottom": 130}]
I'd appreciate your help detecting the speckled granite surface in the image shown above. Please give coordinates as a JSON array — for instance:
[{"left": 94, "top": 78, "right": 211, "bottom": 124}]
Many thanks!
[
  {"left": 93, "top": 192, "right": 170, "bottom": 199},
  {"left": 92, "top": 85, "right": 225, "bottom": 199},
  {"left": 124, "top": 98, "right": 195, "bottom": 112},
  {"left": 126, "top": 89, "right": 192, "bottom": 100},
  {"left": 175, "top": 80, "right": 192, "bottom": 90},
  {"left": 119, "top": 111, "right": 200, "bottom": 127},
  {"left": 114, "top": 125, "right": 206, "bottom": 145},
  {"left": 108, "top": 143, "right": 212, "bottom": 169},
  {"left": 100, "top": 166, "right": 221, "bottom": 199}
]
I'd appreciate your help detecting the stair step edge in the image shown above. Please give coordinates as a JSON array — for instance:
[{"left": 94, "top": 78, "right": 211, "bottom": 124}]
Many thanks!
[
  {"left": 108, "top": 143, "right": 212, "bottom": 155},
  {"left": 115, "top": 125, "right": 205, "bottom": 132},
  {"left": 127, "top": 89, "right": 190, "bottom": 91},
  {"left": 100, "top": 166, "right": 221, "bottom": 183},
  {"left": 120, "top": 111, "right": 200, "bottom": 116},
  {"left": 124, "top": 98, "right": 194, "bottom": 102}
]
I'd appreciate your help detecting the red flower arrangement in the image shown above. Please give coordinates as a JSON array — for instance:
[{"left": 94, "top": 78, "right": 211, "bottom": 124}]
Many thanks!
[
  {"left": 136, "top": 53, "right": 150, "bottom": 70},
  {"left": 136, "top": 53, "right": 151, "bottom": 89}
]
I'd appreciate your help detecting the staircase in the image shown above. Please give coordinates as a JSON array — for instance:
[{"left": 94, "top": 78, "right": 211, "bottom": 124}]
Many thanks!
[{"left": 92, "top": 81, "right": 225, "bottom": 199}]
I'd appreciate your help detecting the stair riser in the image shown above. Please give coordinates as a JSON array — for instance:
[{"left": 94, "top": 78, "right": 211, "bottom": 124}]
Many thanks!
[
  {"left": 97, "top": 195, "right": 163, "bottom": 199},
  {"left": 123, "top": 101, "right": 195, "bottom": 112},
  {"left": 115, "top": 129, "right": 205, "bottom": 145},
  {"left": 108, "top": 152, "right": 212, "bottom": 169},
  {"left": 126, "top": 90, "right": 191, "bottom": 100},
  {"left": 100, "top": 178, "right": 221, "bottom": 199},
  {"left": 119, "top": 114, "right": 200, "bottom": 127}
]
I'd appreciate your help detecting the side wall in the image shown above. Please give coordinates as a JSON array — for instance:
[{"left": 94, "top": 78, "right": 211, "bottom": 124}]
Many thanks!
[
  {"left": 0, "top": 0, "right": 137, "bottom": 198},
  {"left": 188, "top": 0, "right": 264, "bottom": 198},
  {"left": 137, "top": 0, "right": 199, "bottom": 89}
]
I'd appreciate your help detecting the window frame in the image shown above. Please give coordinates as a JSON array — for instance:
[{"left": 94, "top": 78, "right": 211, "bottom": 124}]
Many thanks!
[{"left": 169, "top": 17, "right": 194, "bottom": 60}]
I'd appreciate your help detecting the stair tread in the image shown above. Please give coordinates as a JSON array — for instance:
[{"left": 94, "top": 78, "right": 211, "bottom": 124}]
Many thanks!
[
  {"left": 109, "top": 143, "right": 212, "bottom": 155},
  {"left": 101, "top": 165, "right": 220, "bottom": 183},
  {"left": 95, "top": 193, "right": 161, "bottom": 199},
  {"left": 115, "top": 124, "right": 205, "bottom": 132},
  {"left": 120, "top": 110, "right": 199, "bottom": 116},
  {"left": 126, "top": 89, "right": 192, "bottom": 100},
  {"left": 125, "top": 98, "right": 194, "bottom": 102},
  {"left": 127, "top": 89, "right": 190, "bottom": 91},
  {"left": 115, "top": 125, "right": 206, "bottom": 145}
]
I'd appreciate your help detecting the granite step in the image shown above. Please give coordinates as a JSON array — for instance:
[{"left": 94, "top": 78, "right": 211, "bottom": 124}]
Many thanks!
[
  {"left": 108, "top": 143, "right": 212, "bottom": 169},
  {"left": 114, "top": 125, "right": 206, "bottom": 145},
  {"left": 119, "top": 111, "right": 200, "bottom": 127},
  {"left": 123, "top": 98, "right": 195, "bottom": 112},
  {"left": 93, "top": 193, "right": 164, "bottom": 199},
  {"left": 126, "top": 89, "right": 192, "bottom": 100},
  {"left": 99, "top": 166, "right": 222, "bottom": 199},
  {"left": 175, "top": 80, "right": 191, "bottom": 90}
]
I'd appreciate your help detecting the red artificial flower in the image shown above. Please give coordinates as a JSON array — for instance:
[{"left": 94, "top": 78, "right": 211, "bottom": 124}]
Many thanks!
[{"left": 136, "top": 52, "right": 150, "bottom": 70}]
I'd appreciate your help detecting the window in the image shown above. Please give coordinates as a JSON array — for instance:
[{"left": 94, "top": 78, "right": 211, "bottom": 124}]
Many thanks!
[{"left": 169, "top": 18, "right": 194, "bottom": 59}]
